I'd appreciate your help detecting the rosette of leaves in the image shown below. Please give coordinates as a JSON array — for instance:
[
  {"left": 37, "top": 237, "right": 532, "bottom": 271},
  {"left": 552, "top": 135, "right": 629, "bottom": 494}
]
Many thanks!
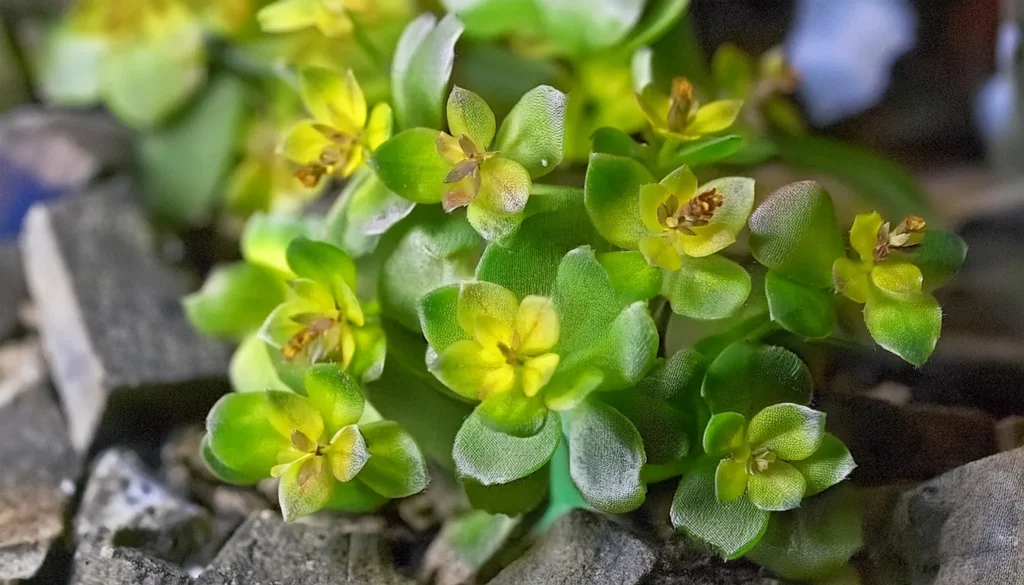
[
  {"left": 283, "top": 67, "right": 394, "bottom": 188},
  {"left": 749, "top": 181, "right": 966, "bottom": 364},
  {"left": 372, "top": 84, "right": 567, "bottom": 241},
  {"left": 41, "top": 0, "right": 207, "bottom": 128},
  {"left": 418, "top": 246, "right": 659, "bottom": 513},
  {"left": 671, "top": 341, "right": 855, "bottom": 558},
  {"left": 585, "top": 157, "right": 754, "bottom": 319},
  {"left": 259, "top": 237, "right": 386, "bottom": 384},
  {"left": 204, "top": 363, "right": 428, "bottom": 520}
]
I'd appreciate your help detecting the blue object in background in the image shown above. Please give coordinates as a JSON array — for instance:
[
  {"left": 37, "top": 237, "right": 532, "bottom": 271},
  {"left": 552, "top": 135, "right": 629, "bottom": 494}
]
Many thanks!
[{"left": 0, "top": 155, "right": 69, "bottom": 240}]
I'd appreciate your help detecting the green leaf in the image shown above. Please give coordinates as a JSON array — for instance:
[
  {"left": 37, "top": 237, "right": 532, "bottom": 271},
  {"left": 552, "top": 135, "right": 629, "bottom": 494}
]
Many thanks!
[
  {"left": 864, "top": 285, "right": 941, "bottom": 366},
  {"left": 463, "top": 465, "right": 549, "bottom": 515},
  {"left": 583, "top": 153, "right": 653, "bottom": 249},
  {"left": 437, "top": 510, "right": 519, "bottom": 574},
  {"left": 477, "top": 391, "right": 549, "bottom": 437},
  {"left": 535, "top": 0, "right": 644, "bottom": 57},
  {"left": 747, "top": 459, "right": 805, "bottom": 511},
  {"left": 590, "top": 127, "right": 648, "bottom": 162},
  {"left": 206, "top": 393, "right": 288, "bottom": 479},
  {"left": 747, "top": 403, "right": 825, "bottom": 461},
  {"left": 703, "top": 412, "right": 747, "bottom": 457},
  {"left": 666, "top": 255, "right": 751, "bottom": 320},
  {"left": 324, "top": 477, "right": 390, "bottom": 513},
  {"left": 381, "top": 210, "right": 483, "bottom": 332},
  {"left": 200, "top": 434, "right": 260, "bottom": 486},
  {"left": 453, "top": 408, "right": 561, "bottom": 485},
  {"left": 241, "top": 212, "right": 321, "bottom": 276},
  {"left": 662, "top": 135, "right": 743, "bottom": 170},
  {"left": 745, "top": 484, "right": 863, "bottom": 580},
  {"left": 772, "top": 133, "right": 932, "bottom": 219},
  {"left": 552, "top": 246, "right": 624, "bottom": 354},
  {"left": 391, "top": 14, "right": 464, "bottom": 130},
  {"left": 764, "top": 270, "right": 836, "bottom": 338},
  {"left": 184, "top": 262, "right": 287, "bottom": 341},
  {"left": 495, "top": 85, "right": 567, "bottom": 178},
  {"left": 702, "top": 342, "right": 813, "bottom": 417},
  {"left": 357, "top": 421, "right": 430, "bottom": 498},
  {"left": 600, "top": 389, "right": 691, "bottom": 467},
  {"left": 891, "top": 228, "right": 967, "bottom": 292},
  {"left": 748, "top": 181, "right": 845, "bottom": 289},
  {"left": 791, "top": 433, "right": 856, "bottom": 498},
  {"left": 304, "top": 364, "right": 364, "bottom": 432},
  {"left": 364, "top": 321, "right": 475, "bottom": 469},
  {"left": 566, "top": 400, "right": 647, "bottom": 513},
  {"left": 371, "top": 128, "right": 451, "bottom": 204},
  {"left": 620, "top": 0, "right": 691, "bottom": 54},
  {"left": 323, "top": 169, "right": 415, "bottom": 258},
  {"left": 278, "top": 457, "right": 334, "bottom": 521},
  {"left": 418, "top": 284, "right": 467, "bottom": 353},
  {"left": 477, "top": 186, "right": 610, "bottom": 300},
  {"left": 286, "top": 237, "right": 358, "bottom": 290},
  {"left": 139, "top": 74, "right": 244, "bottom": 225},
  {"left": 448, "top": 85, "right": 497, "bottom": 148},
  {"left": 671, "top": 460, "right": 770, "bottom": 558},
  {"left": 441, "top": 0, "right": 542, "bottom": 39},
  {"left": 229, "top": 335, "right": 294, "bottom": 393},
  {"left": 597, "top": 251, "right": 663, "bottom": 304}
]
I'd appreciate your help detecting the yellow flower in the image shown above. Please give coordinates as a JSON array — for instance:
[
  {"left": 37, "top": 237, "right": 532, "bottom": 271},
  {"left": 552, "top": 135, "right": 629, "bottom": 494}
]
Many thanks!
[
  {"left": 281, "top": 67, "right": 392, "bottom": 187},
  {"left": 636, "top": 77, "right": 743, "bottom": 141},
  {"left": 833, "top": 212, "right": 927, "bottom": 303}
]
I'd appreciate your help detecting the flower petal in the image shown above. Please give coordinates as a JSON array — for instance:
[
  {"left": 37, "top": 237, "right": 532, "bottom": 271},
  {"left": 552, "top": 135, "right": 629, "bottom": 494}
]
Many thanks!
[
  {"left": 871, "top": 262, "right": 923, "bottom": 296},
  {"left": 429, "top": 339, "right": 511, "bottom": 400},
  {"left": 516, "top": 295, "right": 559, "bottom": 355},
  {"left": 326, "top": 425, "right": 370, "bottom": 482},
  {"left": 639, "top": 234, "right": 682, "bottom": 271},
  {"left": 522, "top": 353, "right": 560, "bottom": 398},
  {"left": 849, "top": 212, "right": 883, "bottom": 264},
  {"left": 639, "top": 183, "right": 672, "bottom": 233},
  {"left": 281, "top": 120, "right": 333, "bottom": 165},
  {"left": 457, "top": 281, "right": 519, "bottom": 337},
  {"left": 747, "top": 460, "right": 806, "bottom": 512},
  {"left": 476, "top": 158, "right": 530, "bottom": 214},
  {"left": 832, "top": 257, "right": 871, "bottom": 303},
  {"left": 257, "top": 0, "right": 318, "bottom": 33},
  {"left": 298, "top": 67, "right": 366, "bottom": 133},
  {"left": 685, "top": 99, "right": 744, "bottom": 135},
  {"left": 716, "top": 457, "right": 750, "bottom": 503},
  {"left": 365, "top": 103, "right": 393, "bottom": 151},
  {"left": 659, "top": 165, "right": 698, "bottom": 202},
  {"left": 447, "top": 85, "right": 496, "bottom": 150},
  {"left": 279, "top": 455, "right": 334, "bottom": 521}
]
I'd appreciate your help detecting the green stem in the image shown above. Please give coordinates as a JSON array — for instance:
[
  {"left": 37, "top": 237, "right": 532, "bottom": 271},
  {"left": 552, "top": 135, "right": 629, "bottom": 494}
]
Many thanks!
[
  {"left": 534, "top": 438, "right": 588, "bottom": 535},
  {"left": 641, "top": 457, "right": 693, "bottom": 484}
]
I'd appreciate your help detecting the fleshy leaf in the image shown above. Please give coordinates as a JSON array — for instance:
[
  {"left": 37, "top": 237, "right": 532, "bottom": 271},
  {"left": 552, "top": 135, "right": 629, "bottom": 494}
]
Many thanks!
[
  {"left": 583, "top": 153, "right": 653, "bottom": 249},
  {"left": 663, "top": 135, "right": 744, "bottom": 169},
  {"left": 324, "top": 477, "right": 389, "bottom": 513},
  {"left": 747, "top": 403, "right": 826, "bottom": 461},
  {"left": 790, "top": 433, "right": 856, "bottom": 497},
  {"left": 200, "top": 434, "right": 261, "bottom": 486},
  {"left": 391, "top": 14, "right": 464, "bottom": 130},
  {"left": 265, "top": 391, "right": 325, "bottom": 445},
  {"left": 566, "top": 401, "right": 647, "bottom": 513},
  {"left": 849, "top": 212, "right": 883, "bottom": 264},
  {"left": 747, "top": 459, "right": 806, "bottom": 511},
  {"left": 477, "top": 390, "right": 549, "bottom": 437},
  {"left": 893, "top": 228, "right": 967, "bottom": 291},
  {"left": 304, "top": 364, "right": 365, "bottom": 431},
  {"left": 597, "top": 251, "right": 663, "bottom": 305},
  {"left": 323, "top": 168, "right": 413, "bottom": 258},
  {"left": 666, "top": 255, "right": 751, "bottom": 320},
  {"left": 671, "top": 460, "right": 770, "bottom": 559},
  {"left": 871, "top": 262, "right": 923, "bottom": 296},
  {"left": 229, "top": 335, "right": 296, "bottom": 393},
  {"left": 447, "top": 86, "right": 496, "bottom": 149},
  {"left": 864, "top": 285, "right": 941, "bottom": 366},
  {"left": 703, "top": 412, "right": 747, "bottom": 457},
  {"left": 702, "top": 342, "right": 813, "bottom": 417},
  {"left": 463, "top": 467, "right": 549, "bottom": 516},
  {"left": 206, "top": 392, "right": 289, "bottom": 478},
  {"left": 832, "top": 257, "right": 870, "bottom": 304},
  {"left": 326, "top": 425, "right": 369, "bottom": 482},
  {"left": 371, "top": 128, "right": 451, "bottom": 203},
  {"left": 495, "top": 85, "right": 567, "bottom": 178},
  {"left": 453, "top": 408, "right": 561, "bottom": 485},
  {"left": 357, "top": 421, "right": 430, "bottom": 498},
  {"left": 458, "top": 281, "right": 519, "bottom": 335},
  {"left": 748, "top": 181, "right": 845, "bottom": 289},
  {"left": 184, "top": 262, "right": 287, "bottom": 341},
  {"left": 419, "top": 284, "right": 469, "bottom": 352},
  {"left": 279, "top": 456, "right": 334, "bottom": 521},
  {"left": 286, "top": 237, "right": 358, "bottom": 290},
  {"left": 639, "top": 234, "right": 681, "bottom": 271},
  {"left": 591, "top": 127, "right": 647, "bottom": 161},
  {"left": 241, "top": 213, "right": 320, "bottom": 276},
  {"left": 765, "top": 270, "right": 836, "bottom": 337}
]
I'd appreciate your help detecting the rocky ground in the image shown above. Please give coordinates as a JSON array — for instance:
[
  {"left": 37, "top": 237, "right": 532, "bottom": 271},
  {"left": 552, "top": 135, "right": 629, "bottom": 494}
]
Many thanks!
[{"left": 2, "top": 108, "right": 1024, "bottom": 585}]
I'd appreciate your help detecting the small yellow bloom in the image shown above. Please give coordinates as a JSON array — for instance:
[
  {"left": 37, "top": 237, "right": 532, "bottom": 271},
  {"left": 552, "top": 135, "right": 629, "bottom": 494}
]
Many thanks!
[
  {"left": 833, "top": 212, "right": 927, "bottom": 303},
  {"left": 636, "top": 77, "right": 744, "bottom": 141}
]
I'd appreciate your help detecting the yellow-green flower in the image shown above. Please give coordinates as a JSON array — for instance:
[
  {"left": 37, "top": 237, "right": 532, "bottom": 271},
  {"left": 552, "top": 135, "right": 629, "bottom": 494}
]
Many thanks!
[
  {"left": 833, "top": 212, "right": 927, "bottom": 303},
  {"left": 637, "top": 166, "right": 753, "bottom": 271},
  {"left": 258, "top": 0, "right": 368, "bottom": 37},
  {"left": 430, "top": 283, "right": 561, "bottom": 403},
  {"left": 282, "top": 67, "right": 392, "bottom": 188},
  {"left": 636, "top": 77, "right": 743, "bottom": 141},
  {"left": 227, "top": 115, "right": 322, "bottom": 216},
  {"left": 711, "top": 44, "right": 804, "bottom": 135}
]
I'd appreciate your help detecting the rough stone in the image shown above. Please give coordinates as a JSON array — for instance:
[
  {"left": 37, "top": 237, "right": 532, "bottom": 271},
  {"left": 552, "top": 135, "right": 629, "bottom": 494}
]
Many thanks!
[
  {"left": 487, "top": 510, "right": 657, "bottom": 585},
  {"left": 20, "top": 187, "right": 231, "bottom": 451},
  {"left": 818, "top": 394, "right": 998, "bottom": 484},
  {"left": 995, "top": 416, "right": 1024, "bottom": 451},
  {"left": 0, "top": 340, "right": 79, "bottom": 581},
  {"left": 0, "top": 244, "right": 25, "bottom": 339},
  {"left": 644, "top": 535, "right": 780, "bottom": 585},
  {"left": 893, "top": 447, "right": 1024, "bottom": 584},
  {"left": 72, "top": 546, "right": 194, "bottom": 585},
  {"left": 71, "top": 448, "right": 213, "bottom": 574},
  {"left": 195, "top": 510, "right": 414, "bottom": 585}
]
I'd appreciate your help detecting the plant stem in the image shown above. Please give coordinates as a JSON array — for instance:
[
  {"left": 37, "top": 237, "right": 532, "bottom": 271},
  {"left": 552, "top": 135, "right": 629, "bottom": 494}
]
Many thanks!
[{"left": 641, "top": 457, "right": 693, "bottom": 484}]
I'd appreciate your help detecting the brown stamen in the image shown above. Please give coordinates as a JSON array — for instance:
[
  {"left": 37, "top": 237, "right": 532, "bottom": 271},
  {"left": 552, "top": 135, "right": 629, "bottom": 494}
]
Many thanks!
[
  {"left": 667, "top": 77, "right": 696, "bottom": 132},
  {"left": 283, "top": 317, "right": 336, "bottom": 360},
  {"left": 295, "top": 164, "right": 327, "bottom": 188},
  {"left": 657, "top": 188, "right": 723, "bottom": 235}
]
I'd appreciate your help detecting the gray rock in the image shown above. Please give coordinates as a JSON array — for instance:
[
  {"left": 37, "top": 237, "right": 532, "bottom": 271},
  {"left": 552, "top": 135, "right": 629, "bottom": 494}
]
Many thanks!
[
  {"left": 995, "top": 416, "right": 1024, "bottom": 452},
  {"left": 20, "top": 187, "right": 231, "bottom": 451},
  {"left": 645, "top": 536, "right": 780, "bottom": 585},
  {"left": 195, "top": 510, "right": 413, "bottom": 585},
  {"left": 819, "top": 394, "right": 998, "bottom": 484},
  {"left": 0, "top": 244, "right": 25, "bottom": 339},
  {"left": 0, "top": 340, "right": 79, "bottom": 581},
  {"left": 72, "top": 546, "right": 194, "bottom": 585},
  {"left": 893, "top": 447, "right": 1024, "bottom": 584},
  {"left": 71, "top": 449, "right": 213, "bottom": 570},
  {"left": 0, "top": 107, "right": 130, "bottom": 191},
  {"left": 488, "top": 510, "right": 657, "bottom": 585}
]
